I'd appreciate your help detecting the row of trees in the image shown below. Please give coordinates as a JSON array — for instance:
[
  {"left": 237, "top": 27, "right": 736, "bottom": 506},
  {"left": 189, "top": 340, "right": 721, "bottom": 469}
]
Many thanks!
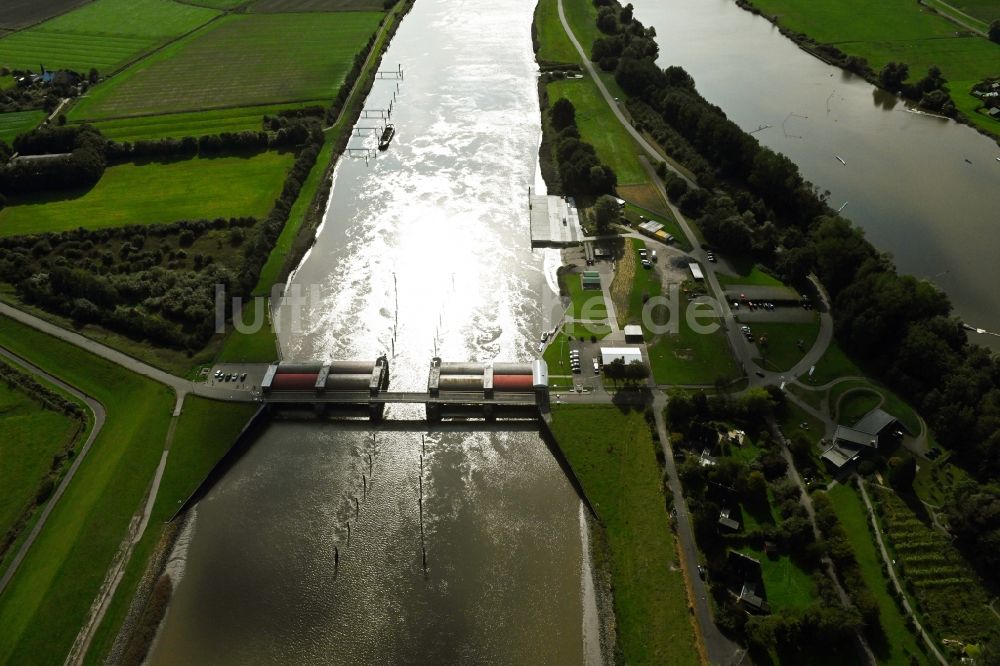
[{"left": 0, "top": 125, "right": 107, "bottom": 195}]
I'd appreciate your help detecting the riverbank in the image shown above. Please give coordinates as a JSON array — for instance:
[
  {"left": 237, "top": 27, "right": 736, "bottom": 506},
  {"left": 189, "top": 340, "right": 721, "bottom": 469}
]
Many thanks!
[{"left": 734, "top": 0, "right": 1000, "bottom": 145}]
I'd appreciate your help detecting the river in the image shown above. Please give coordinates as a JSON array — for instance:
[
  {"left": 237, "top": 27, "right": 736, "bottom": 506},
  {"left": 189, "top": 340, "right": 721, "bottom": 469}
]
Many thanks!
[
  {"left": 146, "top": 0, "right": 601, "bottom": 662},
  {"left": 630, "top": 0, "right": 1000, "bottom": 347}
]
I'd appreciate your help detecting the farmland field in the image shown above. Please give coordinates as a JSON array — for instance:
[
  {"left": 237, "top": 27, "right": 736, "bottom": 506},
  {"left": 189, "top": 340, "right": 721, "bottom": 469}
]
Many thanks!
[
  {"left": 88, "top": 102, "right": 321, "bottom": 141},
  {"left": 70, "top": 12, "right": 383, "bottom": 119},
  {"left": 0, "top": 110, "right": 44, "bottom": 144},
  {"left": 873, "top": 485, "right": 997, "bottom": 645},
  {"left": 0, "top": 0, "right": 220, "bottom": 73},
  {"left": 945, "top": 0, "right": 1000, "bottom": 23},
  {"left": 0, "top": 0, "right": 90, "bottom": 31},
  {"left": 0, "top": 151, "right": 294, "bottom": 237},
  {"left": 745, "top": 0, "right": 1000, "bottom": 136},
  {"left": 250, "top": 0, "right": 387, "bottom": 11}
]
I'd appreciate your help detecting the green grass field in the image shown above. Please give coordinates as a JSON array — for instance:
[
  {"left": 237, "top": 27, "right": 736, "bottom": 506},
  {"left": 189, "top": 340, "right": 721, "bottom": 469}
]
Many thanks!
[
  {"left": 837, "top": 388, "right": 882, "bottom": 425},
  {"left": 215, "top": 299, "right": 279, "bottom": 363},
  {"left": 746, "top": 0, "right": 1000, "bottom": 137},
  {"left": 70, "top": 12, "right": 382, "bottom": 120},
  {"left": 547, "top": 77, "right": 648, "bottom": 185},
  {"left": 549, "top": 405, "right": 701, "bottom": 665},
  {"left": 805, "top": 339, "right": 863, "bottom": 386},
  {"left": 751, "top": 318, "right": 821, "bottom": 372},
  {"left": 739, "top": 547, "right": 817, "bottom": 611},
  {"left": 0, "top": 0, "right": 220, "bottom": 72},
  {"left": 0, "top": 316, "right": 173, "bottom": 666},
  {"left": 561, "top": 270, "right": 609, "bottom": 320},
  {"left": 0, "top": 151, "right": 293, "bottom": 237},
  {"left": 827, "top": 483, "right": 927, "bottom": 665},
  {"left": 561, "top": 0, "right": 600, "bottom": 53},
  {"left": 942, "top": 0, "right": 1000, "bottom": 24},
  {"left": 648, "top": 292, "right": 741, "bottom": 386},
  {"left": 0, "top": 373, "right": 81, "bottom": 548},
  {"left": 534, "top": 0, "right": 579, "bottom": 64},
  {"left": 88, "top": 103, "right": 319, "bottom": 141},
  {"left": 0, "top": 110, "right": 44, "bottom": 144},
  {"left": 82, "top": 396, "right": 258, "bottom": 664}
]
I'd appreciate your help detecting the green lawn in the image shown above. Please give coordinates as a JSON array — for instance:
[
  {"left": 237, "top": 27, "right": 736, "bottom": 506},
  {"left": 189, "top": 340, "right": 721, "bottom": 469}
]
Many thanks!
[
  {"left": 827, "top": 483, "right": 926, "bottom": 666},
  {"left": 648, "top": 293, "right": 741, "bottom": 386},
  {"left": 0, "top": 0, "right": 220, "bottom": 72},
  {"left": 941, "top": 0, "right": 1000, "bottom": 24},
  {"left": 543, "top": 330, "right": 574, "bottom": 376},
  {"left": 0, "top": 110, "right": 44, "bottom": 144},
  {"left": 563, "top": 321, "right": 612, "bottom": 338},
  {"left": 716, "top": 265, "right": 786, "bottom": 288},
  {"left": 0, "top": 373, "right": 81, "bottom": 548},
  {"left": 534, "top": 0, "right": 579, "bottom": 64},
  {"left": 88, "top": 103, "right": 320, "bottom": 141},
  {"left": 250, "top": 0, "right": 388, "bottom": 11},
  {"left": 562, "top": 270, "right": 608, "bottom": 320},
  {"left": 215, "top": 299, "right": 279, "bottom": 363},
  {"left": 625, "top": 239, "right": 662, "bottom": 325},
  {"left": 82, "top": 396, "right": 258, "bottom": 664},
  {"left": 547, "top": 77, "right": 648, "bottom": 185},
  {"left": 746, "top": 0, "right": 1000, "bottom": 139},
  {"left": 0, "top": 316, "right": 173, "bottom": 666},
  {"left": 549, "top": 405, "right": 700, "bottom": 665},
  {"left": 806, "top": 339, "right": 863, "bottom": 386},
  {"left": 740, "top": 547, "right": 817, "bottom": 611},
  {"left": 70, "top": 12, "right": 383, "bottom": 119},
  {"left": 837, "top": 388, "right": 882, "bottom": 426},
  {"left": 0, "top": 152, "right": 293, "bottom": 237},
  {"left": 752, "top": 318, "right": 821, "bottom": 373}
]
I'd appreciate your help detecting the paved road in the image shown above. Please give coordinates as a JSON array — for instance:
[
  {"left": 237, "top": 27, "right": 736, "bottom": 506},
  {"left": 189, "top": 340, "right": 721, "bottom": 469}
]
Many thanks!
[
  {"left": 653, "top": 395, "right": 745, "bottom": 665},
  {"left": 0, "top": 347, "right": 106, "bottom": 597},
  {"left": 857, "top": 479, "right": 949, "bottom": 665},
  {"left": 0, "top": 304, "right": 255, "bottom": 410}
]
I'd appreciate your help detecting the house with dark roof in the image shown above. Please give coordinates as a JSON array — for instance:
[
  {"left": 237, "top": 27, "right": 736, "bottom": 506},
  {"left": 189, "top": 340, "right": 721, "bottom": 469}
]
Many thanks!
[
  {"left": 821, "top": 407, "right": 901, "bottom": 470},
  {"left": 727, "top": 551, "right": 771, "bottom": 614}
]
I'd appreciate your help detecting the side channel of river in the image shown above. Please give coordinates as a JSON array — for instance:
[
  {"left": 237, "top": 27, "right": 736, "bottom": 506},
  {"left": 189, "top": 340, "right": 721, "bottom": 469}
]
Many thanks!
[
  {"left": 146, "top": 0, "right": 602, "bottom": 663},
  {"left": 631, "top": 0, "right": 1000, "bottom": 347}
]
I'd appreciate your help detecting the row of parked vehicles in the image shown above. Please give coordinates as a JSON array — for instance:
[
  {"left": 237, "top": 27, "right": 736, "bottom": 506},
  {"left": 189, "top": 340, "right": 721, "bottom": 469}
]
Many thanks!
[
  {"left": 215, "top": 369, "right": 247, "bottom": 382},
  {"left": 569, "top": 349, "right": 600, "bottom": 374},
  {"left": 639, "top": 247, "right": 657, "bottom": 269}
]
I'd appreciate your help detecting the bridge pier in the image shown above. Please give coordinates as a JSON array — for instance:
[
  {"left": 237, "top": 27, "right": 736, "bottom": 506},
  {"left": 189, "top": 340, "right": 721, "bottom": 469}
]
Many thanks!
[{"left": 425, "top": 402, "right": 442, "bottom": 423}]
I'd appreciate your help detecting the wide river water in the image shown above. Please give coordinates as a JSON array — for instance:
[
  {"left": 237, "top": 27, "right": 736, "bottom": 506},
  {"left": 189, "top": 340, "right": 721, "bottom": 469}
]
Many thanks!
[
  {"left": 146, "top": 0, "right": 600, "bottom": 662},
  {"left": 632, "top": 0, "right": 1000, "bottom": 347}
]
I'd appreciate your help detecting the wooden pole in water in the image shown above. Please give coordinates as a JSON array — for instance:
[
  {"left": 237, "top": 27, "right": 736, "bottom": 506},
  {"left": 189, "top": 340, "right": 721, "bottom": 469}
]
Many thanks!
[
  {"left": 368, "top": 453, "right": 373, "bottom": 475},
  {"left": 363, "top": 474, "right": 367, "bottom": 499},
  {"left": 347, "top": 521, "right": 351, "bottom": 546},
  {"left": 354, "top": 496, "right": 359, "bottom": 517}
]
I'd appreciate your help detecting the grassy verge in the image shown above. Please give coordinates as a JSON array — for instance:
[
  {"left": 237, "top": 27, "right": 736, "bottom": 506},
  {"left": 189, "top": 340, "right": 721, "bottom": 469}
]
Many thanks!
[
  {"left": 82, "top": 396, "right": 258, "bottom": 665},
  {"left": 0, "top": 315, "right": 173, "bottom": 665},
  {"left": 215, "top": 299, "right": 279, "bottom": 363},
  {"left": 0, "top": 152, "right": 295, "bottom": 237},
  {"left": 805, "top": 339, "right": 863, "bottom": 386},
  {"left": 826, "top": 483, "right": 926, "bottom": 665},
  {"left": 716, "top": 265, "right": 786, "bottom": 288},
  {"left": 549, "top": 404, "right": 700, "bottom": 665},
  {"left": 534, "top": 0, "right": 579, "bottom": 65},
  {"left": 0, "top": 374, "right": 82, "bottom": 550}
]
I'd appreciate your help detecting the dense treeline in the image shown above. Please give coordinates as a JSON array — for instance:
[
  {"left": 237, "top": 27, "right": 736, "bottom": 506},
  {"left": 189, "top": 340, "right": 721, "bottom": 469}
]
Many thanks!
[
  {"left": 591, "top": 0, "right": 1000, "bottom": 574},
  {"left": 0, "top": 125, "right": 107, "bottom": 195}
]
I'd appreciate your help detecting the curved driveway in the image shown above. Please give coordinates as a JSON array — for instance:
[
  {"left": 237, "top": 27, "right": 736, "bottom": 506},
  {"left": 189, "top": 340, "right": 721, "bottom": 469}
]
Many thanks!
[{"left": 0, "top": 347, "right": 106, "bottom": 596}]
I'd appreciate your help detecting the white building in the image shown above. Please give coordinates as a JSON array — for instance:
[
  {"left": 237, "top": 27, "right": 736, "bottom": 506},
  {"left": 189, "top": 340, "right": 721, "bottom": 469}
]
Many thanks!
[{"left": 600, "top": 347, "right": 643, "bottom": 366}]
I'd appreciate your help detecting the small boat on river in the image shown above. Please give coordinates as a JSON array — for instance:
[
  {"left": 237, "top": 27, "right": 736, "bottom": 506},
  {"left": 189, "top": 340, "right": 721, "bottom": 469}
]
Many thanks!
[{"left": 378, "top": 124, "right": 395, "bottom": 151}]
